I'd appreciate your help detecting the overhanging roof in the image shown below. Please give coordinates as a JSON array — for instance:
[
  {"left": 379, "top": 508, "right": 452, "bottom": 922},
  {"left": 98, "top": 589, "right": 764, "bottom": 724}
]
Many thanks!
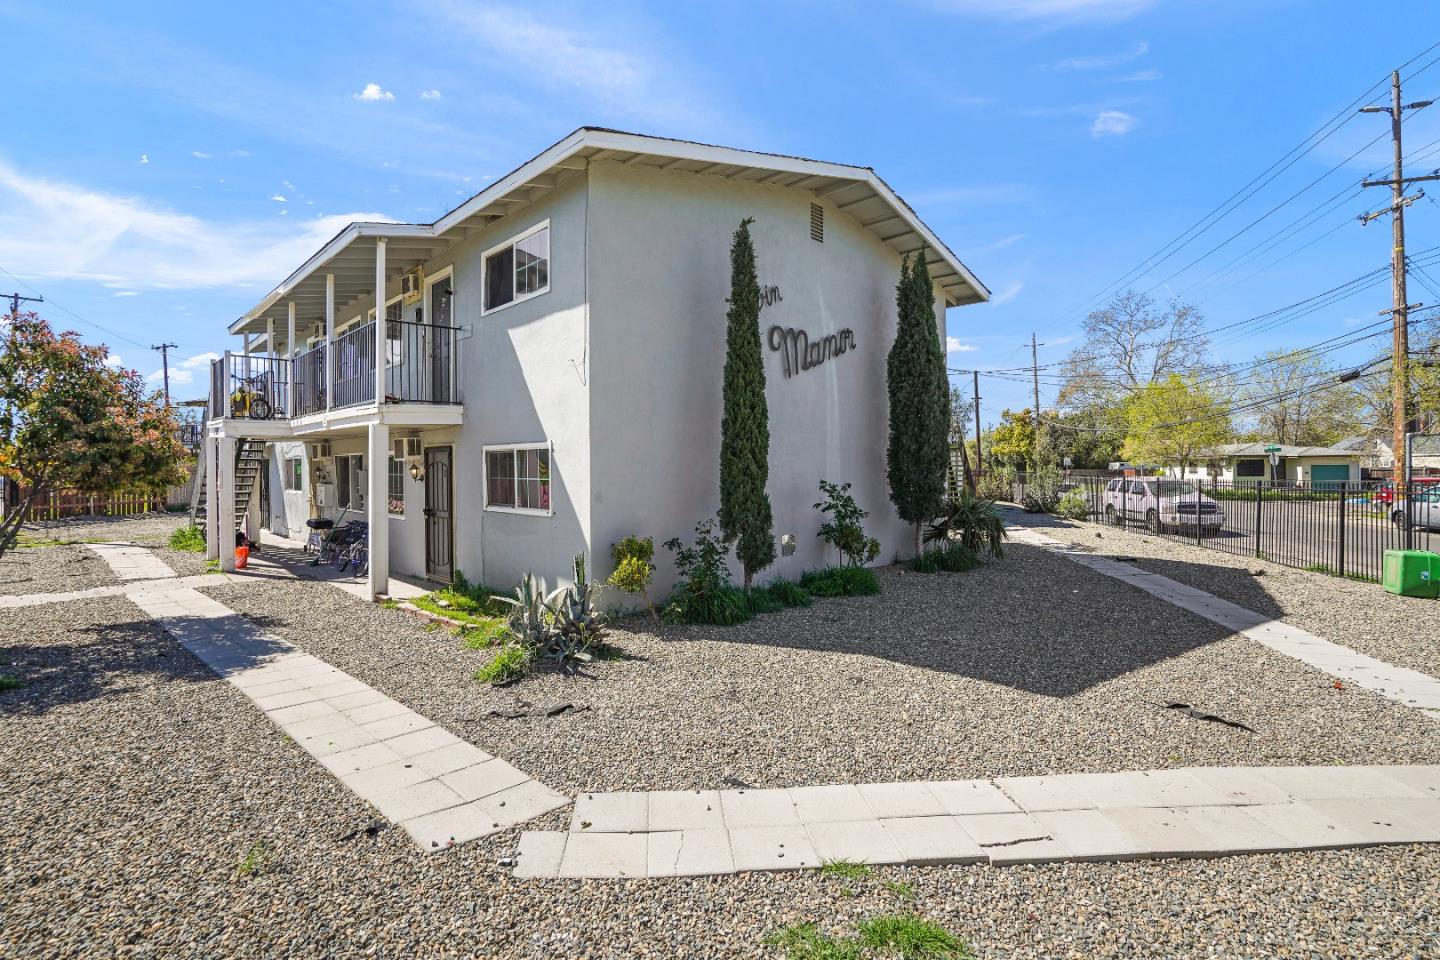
[{"left": 231, "top": 127, "right": 990, "bottom": 336}]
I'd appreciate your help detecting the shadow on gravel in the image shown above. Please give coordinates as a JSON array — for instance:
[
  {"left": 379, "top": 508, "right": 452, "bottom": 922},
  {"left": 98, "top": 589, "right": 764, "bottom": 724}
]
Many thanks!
[
  {"left": 0, "top": 611, "right": 294, "bottom": 717},
  {"left": 651, "top": 541, "right": 1290, "bottom": 698}
]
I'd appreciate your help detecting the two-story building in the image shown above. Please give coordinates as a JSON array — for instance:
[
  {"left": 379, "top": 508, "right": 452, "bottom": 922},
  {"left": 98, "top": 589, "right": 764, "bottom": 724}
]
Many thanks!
[{"left": 202, "top": 128, "right": 989, "bottom": 598}]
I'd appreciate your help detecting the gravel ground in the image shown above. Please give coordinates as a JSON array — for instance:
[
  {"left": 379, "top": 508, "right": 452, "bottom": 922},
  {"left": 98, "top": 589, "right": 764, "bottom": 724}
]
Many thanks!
[
  {"left": 0, "top": 544, "right": 119, "bottom": 595},
  {"left": 22, "top": 511, "right": 189, "bottom": 547},
  {"left": 4, "top": 595, "right": 1439, "bottom": 958},
  {"left": 203, "top": 541, "right": 1440, "bottom": 797},
  {"left": 1018, "top": 510, "right": 1440, "bottom": 681},
  {"left": 154, "top": 546, "right": 210, "bottom": 578}
]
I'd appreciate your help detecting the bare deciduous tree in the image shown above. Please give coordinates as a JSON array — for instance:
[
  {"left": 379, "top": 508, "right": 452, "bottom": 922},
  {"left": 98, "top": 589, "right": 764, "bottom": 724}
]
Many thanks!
[{"left": 1059, "top": 290, "right": 1211, "bottom": 408}]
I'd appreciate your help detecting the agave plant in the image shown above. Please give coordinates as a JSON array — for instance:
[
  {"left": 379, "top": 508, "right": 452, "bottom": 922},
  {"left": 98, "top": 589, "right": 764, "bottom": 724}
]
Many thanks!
[
  {"left": 544, "top": 554, "right": 607, "bottom": 663},
  {"left": 924, "top": 490, "right": 1007, "bottom": 560},
  {"left": 492, "top": 573, "right": 551, "bottom": 651}
]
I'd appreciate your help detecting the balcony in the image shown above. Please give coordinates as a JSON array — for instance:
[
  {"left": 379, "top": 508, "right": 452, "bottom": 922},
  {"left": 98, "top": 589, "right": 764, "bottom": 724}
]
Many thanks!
[{"left": 209, "top": 320, "right": 459, "bottom": 427}]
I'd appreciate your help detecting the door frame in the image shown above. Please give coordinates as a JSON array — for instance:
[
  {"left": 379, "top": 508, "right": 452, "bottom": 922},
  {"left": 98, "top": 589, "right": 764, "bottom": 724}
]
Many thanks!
[{"left": 423, "top": 444, "right": 454, "bottom": 583}]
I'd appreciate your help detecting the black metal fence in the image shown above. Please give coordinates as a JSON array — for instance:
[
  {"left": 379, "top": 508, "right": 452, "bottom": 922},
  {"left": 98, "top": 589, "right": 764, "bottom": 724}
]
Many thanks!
[
  {"left": 293, "top": 344, "right": 327, "bottom": 417},
  {"left": 1059, "top": 474, "right": 1438, "bottom": 583},
  {"left": 207, "top": 354, "right": 291, "bottom": 419},
  {"left": 384, "top": 319, "right": 459, "bottom": 405}
]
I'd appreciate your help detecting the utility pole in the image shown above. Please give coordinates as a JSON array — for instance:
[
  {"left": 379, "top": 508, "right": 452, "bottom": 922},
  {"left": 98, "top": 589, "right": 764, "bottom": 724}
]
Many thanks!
[
  {"left": 4, "top": 292, "right": 42, "bottom": 319},
  {"left": 1029, "top": 332, "right": 1046, "bottom": 466},
  {"left": 152, "top": 342, "right": 179, "bottom": 407},
  {"left": 973, "top": 369, "right": 983, "bottom": 479},
  {"left": 1360, "top": 70, "right": 1438, "bottom": 488}
]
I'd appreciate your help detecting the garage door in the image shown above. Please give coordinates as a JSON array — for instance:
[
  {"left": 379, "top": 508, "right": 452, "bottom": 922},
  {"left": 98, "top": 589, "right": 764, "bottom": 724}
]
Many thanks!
[{"left": 1309, "top": 464, "right": 1349, "bottom": 489}]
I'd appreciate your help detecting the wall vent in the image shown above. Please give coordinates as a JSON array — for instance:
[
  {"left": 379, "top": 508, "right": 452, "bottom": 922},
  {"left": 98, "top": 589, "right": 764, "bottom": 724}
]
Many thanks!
[{"left": 809, "top": 202, "right": 824, "bottom": 242}]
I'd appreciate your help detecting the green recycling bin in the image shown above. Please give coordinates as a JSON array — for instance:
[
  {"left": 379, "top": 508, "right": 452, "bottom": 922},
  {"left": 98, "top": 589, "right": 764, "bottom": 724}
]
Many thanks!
[{"left": 1382, "top": 550, "right": 1439, "bottom": 598}]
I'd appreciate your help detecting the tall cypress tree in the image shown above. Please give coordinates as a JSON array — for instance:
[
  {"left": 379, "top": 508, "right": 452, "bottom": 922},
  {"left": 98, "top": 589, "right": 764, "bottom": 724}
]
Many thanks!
[
  {"left": 718, "top": 218, "right": 776, "bottom": 590},
  {"left": 886, "top": 251, "right": 950, "bottom": 556}
]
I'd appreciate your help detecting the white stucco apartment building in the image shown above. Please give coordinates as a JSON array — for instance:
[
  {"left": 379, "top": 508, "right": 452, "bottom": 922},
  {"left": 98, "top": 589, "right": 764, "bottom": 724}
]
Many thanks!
[{"left": 202, "top": 128, "right": 988, "bottom": 597}]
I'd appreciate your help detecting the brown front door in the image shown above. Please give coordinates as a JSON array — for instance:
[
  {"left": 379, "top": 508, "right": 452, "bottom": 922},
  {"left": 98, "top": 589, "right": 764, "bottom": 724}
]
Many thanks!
[{"left": 424, "top": 446, "right": 453, "bottom": 582}]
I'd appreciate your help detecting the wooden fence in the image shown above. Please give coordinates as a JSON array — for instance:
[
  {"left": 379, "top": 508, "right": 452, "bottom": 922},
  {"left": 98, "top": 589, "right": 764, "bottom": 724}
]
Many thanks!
[{"left": 20, "top": 489, "right": 169, "bottom": 521}]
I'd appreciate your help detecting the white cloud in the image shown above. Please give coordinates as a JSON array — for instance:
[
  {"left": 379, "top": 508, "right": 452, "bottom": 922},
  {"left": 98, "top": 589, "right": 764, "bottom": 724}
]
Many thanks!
[
  {"left": 190, "top": 150, "right": 211, "bottom": 159},
  {"left": 112, "top": 290, "right": 139, "bottom": 297},
  {"left": 0, "top": 160, "right": 395, "bottom": 290},
  {"left": 947, "top": 337, "right": 979, "bottom": 354},
  {"left": 147, "top": 351, "right": 221, "bottom": 387},
  {"left": 1116, "top": 68, "right": 1162, "bottom": 83},
  {"left": 430, "top": 1, "right": 718, "bottom": 130},
  {"left": 353, "top": 82, "right": 395, "bottom": 102},
  {"left": 230, "top": 149, "right": 253, "bottom": 158},
  {"left": 930, "top": 0, "right": 1156, "bottom": 21},
  {"left": 270, "top": 194, "right": 287, "bottom": 202},
  {"left": 282, "top": 180, "right": 296, "bottom": 191},
  {"left": 1091, "top": 110, "right": 1138, "bottom": 137},
  {"left": 1044, "top": 41, "right": 1148, "bottom": 72},
  {"left": 104, "top": 353, "right": 124, "bottom": 368},
  {"left": 977, "top": 233, "right": 1026, "bottom": 253},
  {"left": 138, "top": 154, "right": 149, "bottom": 165},
  {"left": 420, "top": 89, "right": 442, "bottom": 100},
  {"left": 991, "top": 281, "right": 1025, "bottom": 305}
]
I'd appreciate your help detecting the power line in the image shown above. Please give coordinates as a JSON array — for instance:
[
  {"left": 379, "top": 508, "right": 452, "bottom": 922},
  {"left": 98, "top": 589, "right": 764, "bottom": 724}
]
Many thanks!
[{"left": 0, "top": 264, "right": 168, "bottom": 352}]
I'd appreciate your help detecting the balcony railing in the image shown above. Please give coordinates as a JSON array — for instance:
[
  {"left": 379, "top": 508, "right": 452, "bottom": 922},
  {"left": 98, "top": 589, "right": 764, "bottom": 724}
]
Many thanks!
[
  {"left": 209, "top": 322, "right": 459, "bottom": 421},
  {"left": 208, "top": 353, "right": 292, "bottom": 420}
]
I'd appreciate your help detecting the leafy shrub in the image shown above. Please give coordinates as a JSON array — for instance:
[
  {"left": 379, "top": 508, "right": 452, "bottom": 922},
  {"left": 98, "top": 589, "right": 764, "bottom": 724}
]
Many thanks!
[
  {"left": 976, "top": 464, "right": 1015, "bottom": 503},
  {"left": 608, "top": 535, "right": 658, "bottom": 622},
  {"left": 925, "top": 491, "right": 1007, "bottom": 560},
  {"left": 911, "top": 542, "right": 977, "bottom": 573},
  {"left": 1022, "top": 463, "right": 1064, "bottom": 513},
  {"left": 663, "top": 519, "right": 752, "bottom": 625},
  {"left": 474, "top": 644, "right": 533, "bottom": 684},
  {"left": 1054, "top": 488, "right": 1090, "bottom": 520},
  {"left": 765, "top": 578, "right": 812, "bottom": 608},
  {"left": 743, "top": 588, "right": 784, "bottom": 616},
  {"left": 801, "top": 565, "right": 881, "bottom": 597},
  {"left": 813, "top": 480, "right": 880, "bottom": 567},
  {"left": 169, "top": 524, "right": 206, "bottom": 552},
  {"left": 0, "top": 674, "right": 24, "bottom": 692},
  {"left": 461, "top": 620, "right": 512, "bottom": 649}
]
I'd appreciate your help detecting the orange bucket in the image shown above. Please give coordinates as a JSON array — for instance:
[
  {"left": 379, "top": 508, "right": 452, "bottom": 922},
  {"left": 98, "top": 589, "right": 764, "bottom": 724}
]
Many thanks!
[{"left": 235, "top": 545, "right": 250, "bottom": 569}]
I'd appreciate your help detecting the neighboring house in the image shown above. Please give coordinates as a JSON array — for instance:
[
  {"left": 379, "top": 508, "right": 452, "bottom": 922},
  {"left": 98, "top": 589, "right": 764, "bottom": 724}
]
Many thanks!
[
  {"left": 202, "top": 127, "right": 989, "bottom": 597},
  {"left": 1161, "top": 443, "right": 1360, "bottom": 485},
  {"left": 1369, "top": 435, "right": 1440, "bottom": 477}
]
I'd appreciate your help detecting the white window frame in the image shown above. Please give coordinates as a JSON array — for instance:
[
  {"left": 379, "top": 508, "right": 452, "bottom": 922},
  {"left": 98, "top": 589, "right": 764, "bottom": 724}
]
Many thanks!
[
  {"left": 387, "top": 455, "right": 405, "bottom": 516},
  {"left": 284, "top": 457, "right": 304, "bottom": 492},
  {"left": 480, "top": 219, "right": 550, "bottom": 316},
  {"left": 481, "top": 441, "right": 553, "bottom": 516},
  {"left": 423, "top": 265, "right": 455, "bottom": 326}
]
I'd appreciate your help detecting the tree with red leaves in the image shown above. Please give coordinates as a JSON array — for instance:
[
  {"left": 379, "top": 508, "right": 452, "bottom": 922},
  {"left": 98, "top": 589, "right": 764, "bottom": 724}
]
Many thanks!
[{"left": 0, "top": 312, "right": 186, "bottom": 557}]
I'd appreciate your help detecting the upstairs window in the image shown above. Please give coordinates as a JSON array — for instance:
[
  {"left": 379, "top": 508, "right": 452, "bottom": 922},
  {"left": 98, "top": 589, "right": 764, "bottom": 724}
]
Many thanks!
[{"left": 483, "top": 222, "right": 550, "bottom": 313}]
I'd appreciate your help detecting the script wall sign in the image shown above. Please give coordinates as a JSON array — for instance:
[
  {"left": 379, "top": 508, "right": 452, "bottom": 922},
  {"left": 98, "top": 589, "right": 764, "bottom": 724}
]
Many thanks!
[{"left": 767, "top": 325, "right": 857, "bottom": 379}]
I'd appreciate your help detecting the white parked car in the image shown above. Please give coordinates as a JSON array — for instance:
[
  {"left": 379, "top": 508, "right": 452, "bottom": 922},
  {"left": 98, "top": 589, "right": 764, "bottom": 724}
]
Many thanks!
[
  {"left": 1102, "top": 478, "right": 1225, "bottom": 534},
  {"left": 1392, "top": 489, "right": 1440, "bottom": 532}
]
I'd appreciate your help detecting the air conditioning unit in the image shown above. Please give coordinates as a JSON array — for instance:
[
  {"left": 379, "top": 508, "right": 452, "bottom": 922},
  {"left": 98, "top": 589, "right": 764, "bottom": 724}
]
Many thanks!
[
  {"left": 308, "top": 441, "right": 332, "bottom": 459},
  {"left": 401, "top": 267, "right": 424, "bottom": 304},
  {"left": 392, "top": 436, "right": 422, "bottom": 459}
]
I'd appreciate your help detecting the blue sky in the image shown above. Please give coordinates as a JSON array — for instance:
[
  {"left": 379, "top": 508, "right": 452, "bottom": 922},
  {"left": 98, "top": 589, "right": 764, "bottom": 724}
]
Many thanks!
[{"left": 1, "top": 0, "right": 1437, "bottom": 420}]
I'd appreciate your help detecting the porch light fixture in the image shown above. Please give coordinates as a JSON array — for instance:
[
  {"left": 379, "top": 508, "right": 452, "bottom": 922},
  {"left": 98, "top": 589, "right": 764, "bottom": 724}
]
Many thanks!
[{"left": 409, "top": 461, "right": 425, "bottom": 481}]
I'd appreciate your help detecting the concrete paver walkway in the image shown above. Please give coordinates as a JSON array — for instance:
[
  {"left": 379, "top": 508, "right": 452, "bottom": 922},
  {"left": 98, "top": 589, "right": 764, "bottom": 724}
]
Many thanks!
[
  {"left": 1008, "top": 527, "right": 1440, "bottom": 720},
  {"left": 84, "top": 542, "right": 178, "bottom": 581},
  {"left": 513, "top": 766, "right": 1440, "bottom": 878},
  {"left": 122, "top": 583, "right": 568, "bottom": 851}
]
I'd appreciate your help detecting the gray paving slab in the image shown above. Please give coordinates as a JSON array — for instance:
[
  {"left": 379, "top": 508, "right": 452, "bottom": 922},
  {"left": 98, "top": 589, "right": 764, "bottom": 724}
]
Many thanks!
[
  {"left": 1303, "top": 798, "right": 1440, "bottom": 845},
  {"left": 369, "top": 780, "right": 467, "bottom": 822},
  {"left": 473, "top": 779, "right": 570, "bottom": 826},
  {"left": 880, "top": 816, "right": 985, "bottom": 865},
  {"left": 1182, "top": 767, "right": 1294, "bottom": 806},
  {"left": 728, "top": 825, "right": 819, "bottom": 872},
  {"left": 958, "top": 811, "right": 1069, "bottom": 866},
  {"left": 1099, "top": 806, "right": 1236, "bottom": 858},
  {"left": 1239, "top": 801, "right": 1369, "bottom": 849},
  {"left": 806, "top": 819, "right": 904, "bottom": 865},
  {"left": 789, "top": 784, "right": 876, "bottom": 824},
  {"left": 720, "top": 789, "right": 800, "bottom": 828},
  {"left": 513, "top": 832, "right": 568, "bottom": 878},
  {"left": 1255, "top": 765, "right": 1429, "bottom": 801},
  {"left": 408, "top": 742, "right": 494, "bottom": 778},
  {"left": 570, "top": 791, "right": 648, "bottom": 833},
  {"left": 558, "top": 832, "right": 648, "bottom": 879},
  {"left": 1031, "top": 808, "right": 1147, "bottom": 861},
  {"left": 857, "top": 781, "right": 947, "bottom": 819},
  {"left": 647, "top": 790, "right": 725, "bottom": 832},
  {"left": 384, "top": 725, "right": 460, "bottom": 757},
  {"left": 341, "top": 758, "right": 433, "bottom": 797},
  {"left": 929, "top": 779, "right": 1021, "bottom": 815},
  {"left": 319, "top": 741, "right": 405, "bottom": 777},
  {"left": 646, "top": 829, "right": 737, "bottom": 877},
  {"left": 440, "top": 759, "right": 532, "bottom": 803},
  {"left": 997, "top": 775, "right": 1095, "bottom": 812}
]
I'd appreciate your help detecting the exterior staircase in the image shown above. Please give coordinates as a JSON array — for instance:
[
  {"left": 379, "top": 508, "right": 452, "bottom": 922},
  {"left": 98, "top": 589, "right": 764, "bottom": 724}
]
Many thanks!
[{"left": 191, "top": 438, "right": 266, "bottom": 534}]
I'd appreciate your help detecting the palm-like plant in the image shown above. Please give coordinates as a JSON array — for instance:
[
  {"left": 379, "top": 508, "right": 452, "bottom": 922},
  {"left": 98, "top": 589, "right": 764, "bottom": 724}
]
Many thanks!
[{"left": 925, "top": 490, "right": 1007, "bottom": 560}]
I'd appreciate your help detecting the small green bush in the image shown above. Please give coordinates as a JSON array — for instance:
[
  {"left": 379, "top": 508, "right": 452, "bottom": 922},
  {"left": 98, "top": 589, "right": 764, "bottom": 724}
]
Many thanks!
[
  {"left": 1054, "top": 488, "right": 1090, "bottom": 520},
  {"left": 1022, "top": 463, "right": 1064, "bottom": 513},
  {"left": 814, "top": 479, "right": 881, "bottom": 567},
  {"left": 474, "top": 644, "right": 533, "bottom": 684},
  {"left": 461, "top": 620, "right": 512, "bottom": 649},
  {"left": 801, "top": 566, "right": 881, "bottom": 597},
  {"left": 664, "top": 519, "right": 753, "bottom": 625},
  {"left": 743, "top": 588, "right": 784, "bottom": 616},
  {"left": 764, "top": 923, "right": 863, "bottom": 960},
  {"left": 0, "top": 674, "right": 24, "bottom": 692},
  {"left": 665, "top": 582, "right": 751, "bottom": 625},
  {"left": 765, "top": 578, "right": 812, "bottom": 608},
  {"left": 857, "top": 913, "right": 970, "bottom": 958},
  {"left": 169, "top": 525, "right": 206, "bottom": 552},
  {"left": 910, "top": 542, "right": 978, "bottom": 574}
]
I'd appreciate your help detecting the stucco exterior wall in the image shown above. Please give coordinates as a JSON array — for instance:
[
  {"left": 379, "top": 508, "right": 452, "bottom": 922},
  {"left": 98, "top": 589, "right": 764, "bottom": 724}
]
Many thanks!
[{"left": 585, "top": 160, "right": 947, "bottom": 594}]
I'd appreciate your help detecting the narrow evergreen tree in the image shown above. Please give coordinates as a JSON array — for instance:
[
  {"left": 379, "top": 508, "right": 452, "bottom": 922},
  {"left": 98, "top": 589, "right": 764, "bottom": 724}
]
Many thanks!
[
  {"left": 718, "top": 218, "right": 776, "bottom": 590},
  {"left": 886, "top": 251, "right": 951, "bottom": 556}
]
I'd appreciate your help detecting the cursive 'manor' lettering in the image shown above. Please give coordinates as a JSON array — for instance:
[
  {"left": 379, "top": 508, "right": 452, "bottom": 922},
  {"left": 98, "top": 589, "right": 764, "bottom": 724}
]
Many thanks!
[{"left": 767, "top": 325, "right": 856, "bottom": 379}]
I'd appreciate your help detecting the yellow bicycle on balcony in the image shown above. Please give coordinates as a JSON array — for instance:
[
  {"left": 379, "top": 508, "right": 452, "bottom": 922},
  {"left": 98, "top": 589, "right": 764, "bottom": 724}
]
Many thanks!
[{"left": 229, "top": 375, "right": 273, "bottom": 420}]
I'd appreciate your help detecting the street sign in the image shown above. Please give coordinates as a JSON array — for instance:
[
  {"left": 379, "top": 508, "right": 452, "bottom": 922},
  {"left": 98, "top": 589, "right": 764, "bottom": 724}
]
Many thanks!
[{"left": 1264, "top": 445, "right": 1282, "bottom": 453}]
